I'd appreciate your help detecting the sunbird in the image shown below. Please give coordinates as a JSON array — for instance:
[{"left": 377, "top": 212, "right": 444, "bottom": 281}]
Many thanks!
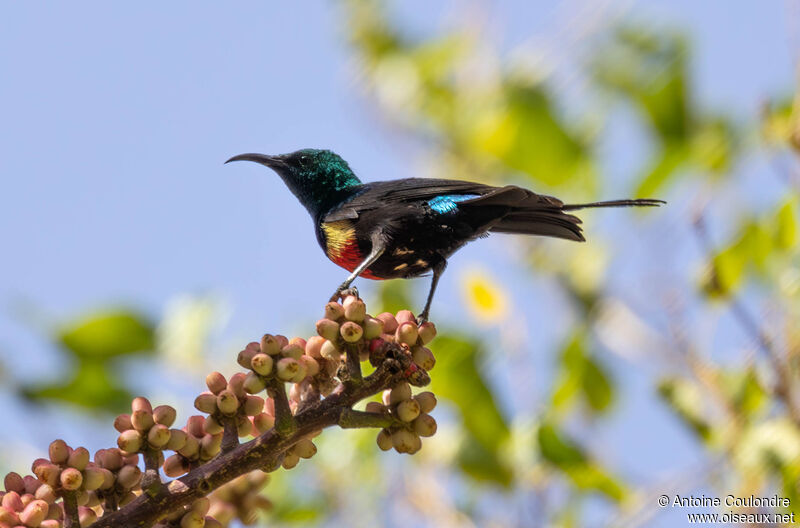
[{"left": 226, "top": 149, "right": 663, "bottom": 321}]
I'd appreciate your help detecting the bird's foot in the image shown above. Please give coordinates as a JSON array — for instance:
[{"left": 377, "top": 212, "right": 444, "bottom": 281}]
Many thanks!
[
  {"left": 416, "top": 310, "right": 429, "bottom": 325},
  {"left": 329, "top": 285, "right": 359, "bottom": 303}
]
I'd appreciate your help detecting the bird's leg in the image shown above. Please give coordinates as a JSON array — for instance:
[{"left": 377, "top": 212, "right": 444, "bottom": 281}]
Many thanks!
[
  {"left": 417, "top": 259, "right": 447, "bottom": 323},
  {"left": 329, "top": 237, "right": 386, "bottom": 302}
]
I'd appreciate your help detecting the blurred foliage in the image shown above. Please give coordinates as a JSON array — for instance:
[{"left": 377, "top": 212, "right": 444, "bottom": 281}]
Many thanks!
[{"left": 22, "top": 310, "right": 155, "bottom": 413}]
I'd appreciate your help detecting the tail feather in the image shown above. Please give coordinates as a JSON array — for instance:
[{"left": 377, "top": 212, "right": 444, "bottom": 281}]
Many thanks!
[{"left": 489, "top": 197, "right": 664, "bottom": 242}]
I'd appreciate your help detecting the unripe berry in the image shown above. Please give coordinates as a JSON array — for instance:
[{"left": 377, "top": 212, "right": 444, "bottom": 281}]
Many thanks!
[
  {"left": 365, "top": 401, "right": 385, "bottom": 413},
  {"left": 186, "top": 415, "right": 206, "bottom": 437},
  {"left": 281, "top": 343, "right": 304, "bottom": 360},
  {"left": 194, "top": 393, "right": 217, "bottom": 414},
  {"left": 243, "top": 395, "right": 265, "bottom": 416},
  {"left": 48, "top": 440, "right": 69, "bottom": 465},
  {"left": 391, "top": 429, "right": 418, "bottom": 454},
  {"left": 200, "top": 434, "right": 222, "bottom": 460},
  {"left": 67, "top": 447, "right": 90, "bottom": 471},
  {"left": 82, "top": 467, "right": 105, "bottom": 492},
  {"left": 243, "top": 371, "right": 267, "bottom": 394},
  {"left": 166, "top": 429, "right": 188, "bottom": 451},
  {"left": 227, "top": 372, "right": 247, "bottom": 397},
  {"left": 363, "top": 317, "right": 384, "bottom": 339},
  {"left": 237, "top": 415, "right": 252, "bottom": 437},
  {"left": 131, "top": 408, "right": 155, "bottom": 432},
  {"left": 299, "top": 355, "right": 320, "bottom": 377},
  {"left": 260, "top": 334, "right": 281, "bottom": 356},
  {"left": 389, "top": 382, "right": 412, "bottom": 404},
  {"left": 418, "top": 322, "right": 437, "bottom": 344},
  {"left": 203, "top": 416, "right": 224, "bottom": 435},
  {"left": 324, "top": 301, "right": 345, "bottom": 321},
  {"left": 250, "top": 353, "right": 274, "bottom": 376},
  {"left": 281, "top": 451, "right": 300, "bottom": 470},
  {"left": 4, "top": 472, "right": 24, "bottom": 494},
  {"left": 113, "top": 414, "right": 133, "bottom": 433},
  {"left": 178, "top": 436, "right": 199, "bottom": 459},
  {"left": 181, "top": 510, "right": 204, "bottom": 528},
  {"left": 305, "top": 336, "right": 325, "bottom": 359},
  {"left": 343, "top": 296, "right": 366, "bottom": 322},
  {"left": 252, "top": 413, "right": 275, "bottom": 434},
  {"left": 153, "top": 405, "right": 177, "bottom": 428},
  {"left": 409, "top": 433, "right": 422, "bottom": 454},
  {"left": 320, "top": 340, "right": 341, "bottom": 362},
  {"left": 41, "top": 520, "right": 61, "bottom": 528},
  {"left": 19, "top": 499, "right": 48, "bottom": 527},
  {"left": 60, "top": 468, "right": 83, "bottom": 490},
  {"left": 411, "top": 345, "right": 436, "bottom": 370},
  {"left": 119, "top": 491, "right": 137, "bottom": 506},
  {"left": 413, "top": 414, "right": 437, "bottom": 437},
  {"left": 163, "top": 454, "right": 189, "bottom": 478},
  {"left": 290, "top": 361, "right": 308, "bottom": 383},
  {"left": 275, "top": 335, "right": 289, "bottom": 348},
  {"left": 339, "top": 321, "right": 364, "bottom": 342},
  {"left": 396, "top": 399, "right": 421, "bottom": 422},
  {"left": 117, "top": 430, "right": 142, "bottom": 454},
  {"left": 96, "top": 449, "right": 123, "bottom": 471},
  {"left": 191, "top": 497, "right": 211, "bottom": 516},
  {"left": 376, "top": 429, "right": 393, "bottom": 451},
  {"left": 148, "top": 424, "right": 172, "bottom": 448},
  {"left": 206, "top": 372, "right": 228, "bottom": 394},
  {"left": 414, "top": 392, "right": 437, "bottom": 413},
  {"left": 315, "top": 319, "right": 340, "bottom": 342},
  {"left": 376, "top": 312, "right": 398, "bottom": 334},
  {"left": 396, "top": 321, "right": 419, "bottom": 345},
  {"left": 2, "top": 491, "right": 23, "bottom": 511},
  {"left": 0, "top": 506, "right": 19, "bottom": 525},
  {"left": 276, "top": 358, "right": 300, "bottom": 381},
  {"left": 35, "top": 483, "right": 58, "bottom": 502},
  {"left": 204, "top": 517, "right": 224, "bottom": 528}
]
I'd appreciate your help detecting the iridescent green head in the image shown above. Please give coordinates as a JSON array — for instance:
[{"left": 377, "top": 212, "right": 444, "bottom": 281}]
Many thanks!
[{"left": 226, "top": 149, "right": 362, "bottom": 218}]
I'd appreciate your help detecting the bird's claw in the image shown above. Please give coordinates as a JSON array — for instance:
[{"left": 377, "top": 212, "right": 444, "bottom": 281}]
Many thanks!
[
  {"left": 330, "top": 285, "right": 359, "bottom": 303},
  {"left": 416, "top": 311, "right": 428, "bottom": 325}
]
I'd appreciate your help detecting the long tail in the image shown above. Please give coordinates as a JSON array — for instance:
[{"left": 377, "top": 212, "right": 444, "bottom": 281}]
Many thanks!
[{"left": 487, "top": 195, "right": 665, "bottom": 242}]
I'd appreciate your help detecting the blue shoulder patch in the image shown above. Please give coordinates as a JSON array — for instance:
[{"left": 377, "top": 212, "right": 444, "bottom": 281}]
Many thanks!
[{"left": 427, "top": 194, "right": 480, "bottom": 214}]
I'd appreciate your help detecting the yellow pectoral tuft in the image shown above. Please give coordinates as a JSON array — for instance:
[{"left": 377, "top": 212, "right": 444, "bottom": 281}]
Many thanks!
[{"left": 321, "top": 220, "right": 356, "bottom": 260}]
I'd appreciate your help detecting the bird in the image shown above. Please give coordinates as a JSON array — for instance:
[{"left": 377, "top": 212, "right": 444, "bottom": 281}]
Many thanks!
[{"left": 226, "top": 148, "right": 664, "bottom": 322}]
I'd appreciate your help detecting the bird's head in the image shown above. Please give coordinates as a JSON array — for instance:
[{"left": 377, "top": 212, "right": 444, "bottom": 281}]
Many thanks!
[{"left": 226, "top": 149, "right": 362, "bottom": 218}]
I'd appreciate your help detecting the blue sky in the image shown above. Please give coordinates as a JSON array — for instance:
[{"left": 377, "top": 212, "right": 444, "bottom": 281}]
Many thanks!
[{"left": 0, "top": 1, "right": 796, "bottom": 526}]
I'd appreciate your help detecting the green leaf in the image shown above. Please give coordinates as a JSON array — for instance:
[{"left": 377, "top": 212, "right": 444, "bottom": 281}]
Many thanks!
[
  {"left": 774, "top": 198, "right": 798, "bottom": 250},
  {"left": 456, "top": 435, "right": 513, "bottom": 486},
  {"left": 721, "top": 368, "right": 767, "bottom": 419},
  {"left": 657, "top": 377, "right": 712, "bottom": 441},
  {"left": 635, "top": 143, "right": 689, "bottom": 198},
  {"left": 537, "top": 423, "right": 626, "bottom": 501},
  {"left": 376, "top": 281, "right": 413, "bottom": 315},
  {"left": 22, "top": 361, "right": 132, "bottom": 413},
  {"left": 59, "top": 310, "right": 155, "bottom": 361},
  {"left": 430, "top": 334, "right": 512, "bottom": 485},
  {"left": 551, "top": 331, "right": 615, "bottom": 414}
]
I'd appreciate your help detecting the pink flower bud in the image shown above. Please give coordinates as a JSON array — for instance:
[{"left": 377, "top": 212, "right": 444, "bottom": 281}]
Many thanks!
[
  {"left": 413, "top": 414, "right": 437, "bottom": 437},
  {"left": 79, "top": 506, "right": 97, "bottom": 526},
  {"left": 166, "top": 429, "right": 188, "bottom": 452},
  {"left": 67, "top": 447, "right": 89, "bottom": 471},
  {"left": 396, "top": 310, "right": 417, "bottom": 325},
  {"left": 363, "top": 317, "right": 384, "bottom": 339},
  {"left": 389, "top": 382, "right": 412, "bottom": 405},
  {"left": 81, "top": 467, "right": 105, "bottom": 492},
  {"left": 289, "top": 337, "right": 307, "bottom": 349},
  {"left": 0, "top": 506, "right": 19, "bottom": 525},
  {"left": 250, "top": 353, "right": 274, "bottom": 376},
  {"left": 324, "top": 301, "right": 345, "bottom": 321},
  {"left": 22, "top": 475, "right": 39, "bottom": 496},
  {"left": 132, "top": 396, "right": 153, "bottom": 414},
  {"left": 343, "top": 296, "right": 366, "bottom": 322},
  {"left": 281, "top": 452, "right": 300, "bottom": 470},
  {"left": 200, "top": 434, "right": 222, "bottom": 460},
  {"left": 148, "top": 424, "right": 172, "bottom": 448},
  {"left": 48, "top": 440, "right": 70, "bottom": 465},
  {"left": 376, "top": 312, "right": 398, "bottom": 334},
  {"left": 413, "top": 392, "right": 437, "bottom": 414},
  {"left": 194, "top": 393, "right": 217, "bottom": 414},
  {"left": 4, "top": 472, "right": 24, "bottom": 494},
  {"left": 178, "top": 436, "right": 200, "bottom": 459},
  {"left": 418, "top": 322, "right": 437, "bottom": 344},
  {"left": 216, "top": 390, "right": 239, "bottom": 415},
  {"left": 281, "top": 343, "right": 304, "bottom": 360},
  {"left": 293, "top": 439, "right": 316, "bottom": 459},
  {"left": 305, "top": 336, "right": 325, "bottom": 359},
  {"left": 41, "top": 520, "right": 61, "bottom": 528},
  {"left": 252, "top": 412, "right": 275, "bottom": 434},
  {"left": 395, "top": 399, "right": 421, "bottom": 422},
  {"left": 186, "top": 416, "right": 205, "bottom": 438},
  {"left": 315, "top": 319, "right": 340, "bottom": 342},
  {"left": 395, "top": 322, "right": 419, "bottom": 345},
  {"left": 163, "top": 454, "right": 189, "bottom": 478},
  {"left": 376, "top": 429, "right": 393, "bottom": 451},
  {"left": 153, "top": 405, "right": 177, "bottom": 428},
  {"left": 320, "top": 340, "right": 341, "bottom": 362},
  {"left": 299, "top": 355, "right": 320, "bottom": 377},
  {"left": 411, "top": 345, "right": 436, "bottom": 370},
  {"left": 391, "top": 429, "right": 417, "bottom": 454},
  {"left": 260, "top": 334, "right": 281, "bottom": 356},
  {"left": 131, "top": 408, "right": 155, "bottom": 432},
  {"left": 2, "top": 491, "right": 23, "bottom": 511},
  {"left": 96, "top": 449, "right": 123, "bottom": 471},
  {"left": 34, "top": 483, "right": 57, "bottom": 502},
  {"left": 19, "top": 499, "right": 48, "bottom": 527},
  {"left": 339, "top": 321, "right": 364, "bottom": 342},
  {"left": 205, "top": 372, "right": 228, "bottom": 394},
  {"left": 113, "top": 414, "right": 133, "bottom": 433},
  {"left": 119, "top": 491, "right": 137, "bottom": 506},
  {"left": 365, "top": 401, "right": 385, "bottom": 413},
  {"left": 243, "top": 371, "right": 267, "bottom": 394},
  {"left": 243, "top": 395, "right": 265, "bottom": 416},
  {"left": 117, "top": 465, "right": 142, "bottom": 489},
  {"left": 203, "top": 415, "right": 224, "bottom": 435},
  {"left": 276, "top": 358, "right": 300, "bottom": 381},
  {"left": 227, "top": 372, "right": 247, "bottom": 397},
  {"left": 117, "top": 430, "right": 142, "bottom": 454},
  {"left": 59, "top": 468, "right": 82, "bottom": 491}
]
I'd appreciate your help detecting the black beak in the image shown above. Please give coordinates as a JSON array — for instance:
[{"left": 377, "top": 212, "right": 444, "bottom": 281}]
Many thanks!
[{"left": 225, "top": 153, "right": 287, "bottom": 170}]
